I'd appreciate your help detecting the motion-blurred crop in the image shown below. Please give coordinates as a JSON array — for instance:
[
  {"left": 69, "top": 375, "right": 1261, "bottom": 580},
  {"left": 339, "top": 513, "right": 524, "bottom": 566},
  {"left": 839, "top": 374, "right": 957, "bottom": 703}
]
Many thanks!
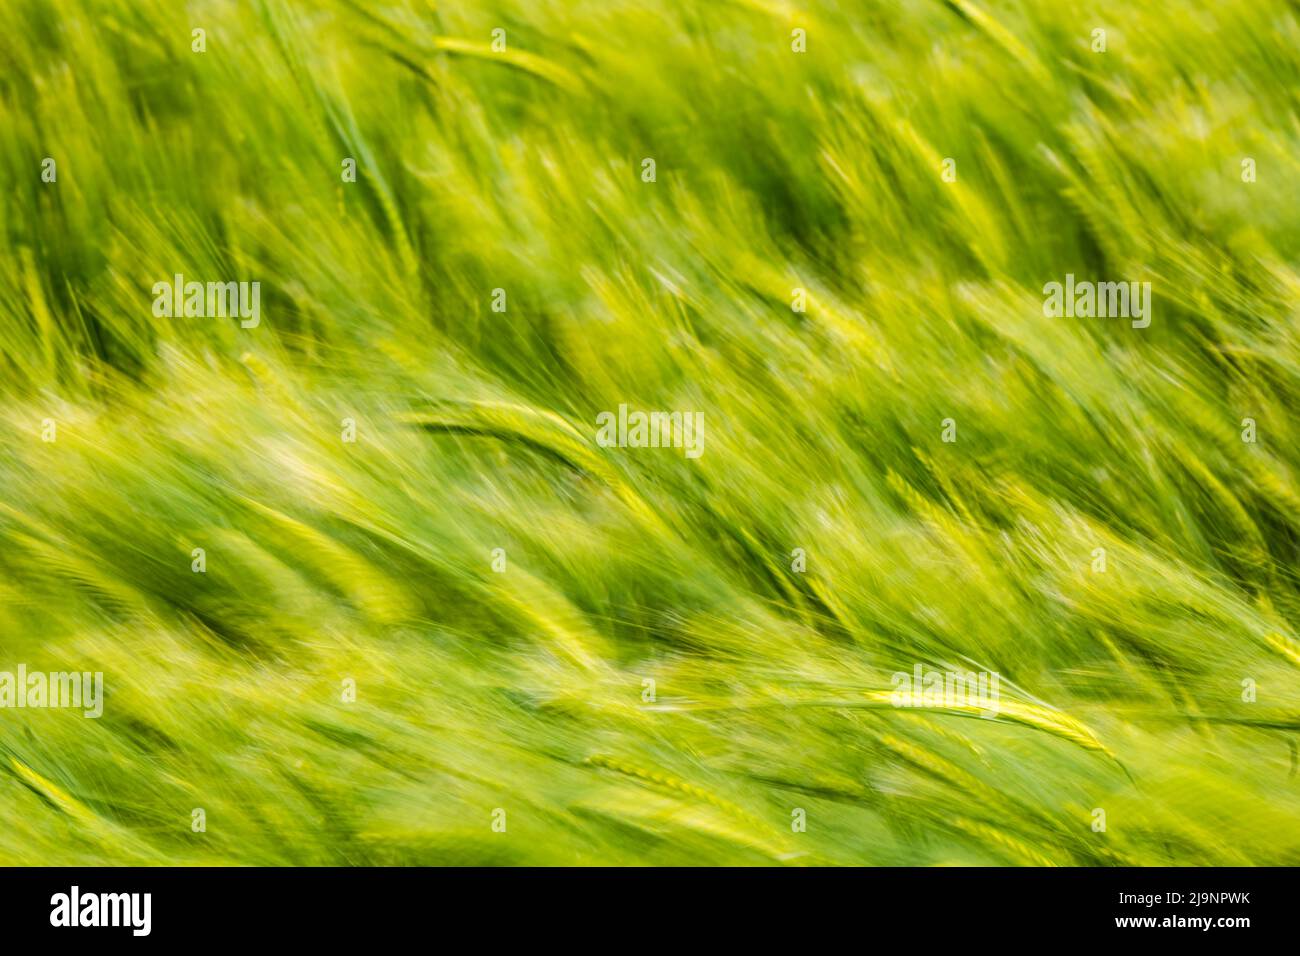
[{"left": 2, "top": 0, "right": 1299, "bottom": 865}]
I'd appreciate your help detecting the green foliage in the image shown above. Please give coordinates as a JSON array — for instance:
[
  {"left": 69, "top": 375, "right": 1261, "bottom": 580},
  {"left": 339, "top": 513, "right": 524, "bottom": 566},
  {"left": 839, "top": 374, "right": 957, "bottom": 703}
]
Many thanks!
[{"left": 1, "top": 0, "right": 1299, "bottom": 865}]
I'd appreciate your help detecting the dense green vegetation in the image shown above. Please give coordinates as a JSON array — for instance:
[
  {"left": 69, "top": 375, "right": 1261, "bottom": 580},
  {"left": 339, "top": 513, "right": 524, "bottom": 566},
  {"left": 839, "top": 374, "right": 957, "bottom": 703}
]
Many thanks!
[{"left": 2, "top": 0, "right": 1299, "bottom": 865}]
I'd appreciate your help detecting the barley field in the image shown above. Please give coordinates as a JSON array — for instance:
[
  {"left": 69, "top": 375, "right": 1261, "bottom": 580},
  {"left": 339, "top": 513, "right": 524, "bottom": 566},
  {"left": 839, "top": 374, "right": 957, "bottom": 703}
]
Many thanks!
[{"left": 2, "top": 0, "right": 1299, "bottom": 866}]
